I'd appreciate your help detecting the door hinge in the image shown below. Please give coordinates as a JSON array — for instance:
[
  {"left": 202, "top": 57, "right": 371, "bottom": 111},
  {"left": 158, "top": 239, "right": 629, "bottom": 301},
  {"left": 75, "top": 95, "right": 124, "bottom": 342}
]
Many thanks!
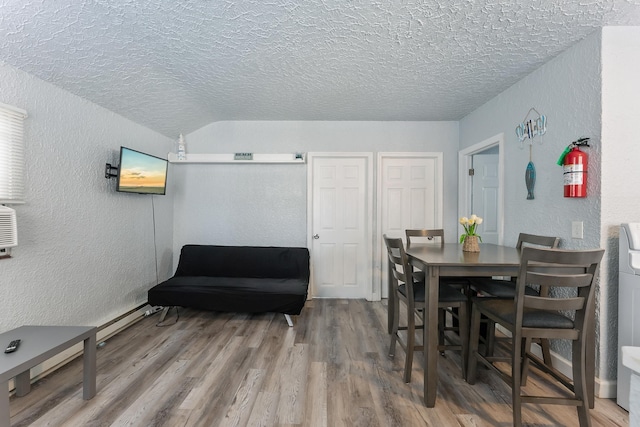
[{"left": 468, "top": 168, "right": 475, "bottom": 176}]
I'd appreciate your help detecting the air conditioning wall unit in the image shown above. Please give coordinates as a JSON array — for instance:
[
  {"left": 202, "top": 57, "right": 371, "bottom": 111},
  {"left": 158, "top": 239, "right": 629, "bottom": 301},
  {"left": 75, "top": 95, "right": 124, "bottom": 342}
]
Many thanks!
[{"left": 0, "top": 206, "right": 17, "bottom": 249}]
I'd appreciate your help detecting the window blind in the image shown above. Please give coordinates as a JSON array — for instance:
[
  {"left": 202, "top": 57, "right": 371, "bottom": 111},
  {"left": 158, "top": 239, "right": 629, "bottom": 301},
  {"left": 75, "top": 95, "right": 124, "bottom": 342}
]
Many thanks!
[{"left": 0, "top": 102, "right": 27, "bottom": 204}]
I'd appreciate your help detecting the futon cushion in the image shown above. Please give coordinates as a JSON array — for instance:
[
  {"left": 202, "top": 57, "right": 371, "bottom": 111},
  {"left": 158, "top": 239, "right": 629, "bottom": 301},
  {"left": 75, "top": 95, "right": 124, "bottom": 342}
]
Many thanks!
[
  {"left": 473, "top": 298, "right": 574, "bottom": 329},
  {"left": 174, "top": 245, "right": 310, "bottom": 280},
  {"left": 148, "top": 276, "right": 308, "bottom": 315}
]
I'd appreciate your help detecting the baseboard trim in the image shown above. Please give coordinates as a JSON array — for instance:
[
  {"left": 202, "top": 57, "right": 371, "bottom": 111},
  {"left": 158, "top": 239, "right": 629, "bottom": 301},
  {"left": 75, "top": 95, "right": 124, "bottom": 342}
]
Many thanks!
[{"left": 596, "top": 378, "right": 617, "bottom": 399}]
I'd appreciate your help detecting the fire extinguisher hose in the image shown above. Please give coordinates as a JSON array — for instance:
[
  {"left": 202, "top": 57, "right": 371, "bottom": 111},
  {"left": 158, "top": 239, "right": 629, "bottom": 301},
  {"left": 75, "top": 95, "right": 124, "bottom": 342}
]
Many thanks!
[{"left": 557, "top": 137, "right": 590, "bottom": 165}]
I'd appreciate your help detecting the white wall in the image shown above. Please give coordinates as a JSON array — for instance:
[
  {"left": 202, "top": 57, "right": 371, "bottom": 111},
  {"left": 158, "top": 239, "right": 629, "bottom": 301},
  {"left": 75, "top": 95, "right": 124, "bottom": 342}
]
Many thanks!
[
  {"left": 601, "top": 27, "right": 640, "bottom": 384},
  {"left": 459, "top": 31, "right": 606, "bottom": 376},
  {"left": 175, "top": 121, "right": 459, "bottom": 265},
  {"left": 0, "top": 61, "right": 174, "bottom": 332}
]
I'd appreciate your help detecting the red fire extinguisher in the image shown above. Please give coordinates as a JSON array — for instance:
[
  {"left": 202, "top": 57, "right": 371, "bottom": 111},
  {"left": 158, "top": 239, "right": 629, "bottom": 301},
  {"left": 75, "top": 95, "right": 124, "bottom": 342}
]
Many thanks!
[{"left": 557, "top": 137, "right": 590, "bottom": 198}]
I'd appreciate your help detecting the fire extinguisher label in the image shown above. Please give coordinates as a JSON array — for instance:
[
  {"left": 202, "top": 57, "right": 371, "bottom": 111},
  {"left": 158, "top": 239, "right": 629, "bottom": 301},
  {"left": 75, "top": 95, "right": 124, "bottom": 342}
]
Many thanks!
[{"left": 563, "top": 164, "right": 584, "bottom": 185}]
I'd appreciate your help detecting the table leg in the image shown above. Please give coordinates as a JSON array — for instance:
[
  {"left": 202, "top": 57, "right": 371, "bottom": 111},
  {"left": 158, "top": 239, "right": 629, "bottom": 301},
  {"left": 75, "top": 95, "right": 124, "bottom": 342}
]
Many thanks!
[
  {"left": 424, "top": 266, "right": 439, "bottom": 407},
  {"left": 387, "top": 259, "right": 395, "bottom": 334},
  {"left": 82, "top": 333, "right": 97, "bottom": 400},
  {"left": 0, "top": 382, "right": 9, "bottom": 427},
  {"left": 14, "top": 370, "right": 30, "bottom": 397}
]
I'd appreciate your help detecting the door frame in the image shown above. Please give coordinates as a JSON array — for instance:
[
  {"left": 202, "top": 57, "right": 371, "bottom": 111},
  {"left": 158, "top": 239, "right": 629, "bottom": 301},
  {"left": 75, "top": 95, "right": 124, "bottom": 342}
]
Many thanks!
[
  {"left": 458, "top": 133, "right": 505, "bottom": 245},
  {"left": 375, "top": 152, "right": 444, "bottom": 301},
  {"left": 306, "top": 152, "right": 374, "bottom": 300}
]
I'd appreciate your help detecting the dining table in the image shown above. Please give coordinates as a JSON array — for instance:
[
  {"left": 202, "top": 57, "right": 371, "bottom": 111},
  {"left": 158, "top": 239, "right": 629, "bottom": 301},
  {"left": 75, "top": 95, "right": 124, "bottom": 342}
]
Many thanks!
[{"left": 402, "top": 242, "right": 595, "bottom": 408}]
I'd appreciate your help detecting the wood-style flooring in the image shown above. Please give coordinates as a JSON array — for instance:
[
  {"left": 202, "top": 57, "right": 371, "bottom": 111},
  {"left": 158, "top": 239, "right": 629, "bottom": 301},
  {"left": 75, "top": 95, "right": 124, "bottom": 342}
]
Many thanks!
[{"left": 9, "top": 299, "right": 629, "bottom": 426}]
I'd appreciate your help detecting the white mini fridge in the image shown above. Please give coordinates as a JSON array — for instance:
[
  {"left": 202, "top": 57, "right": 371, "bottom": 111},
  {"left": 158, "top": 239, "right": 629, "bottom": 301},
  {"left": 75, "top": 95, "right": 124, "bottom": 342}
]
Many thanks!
[{"left": 618, "top": 223, "right": 640, "bottom": 410}]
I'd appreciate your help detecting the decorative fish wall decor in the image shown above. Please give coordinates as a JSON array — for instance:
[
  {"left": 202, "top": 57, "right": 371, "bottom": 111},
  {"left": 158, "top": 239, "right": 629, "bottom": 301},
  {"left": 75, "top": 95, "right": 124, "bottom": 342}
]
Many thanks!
[
  {"left": 516, "top": 108, "right": 546, "bottom": 199},
  {"left": 525, "top": 161, "right": 536, "bottom": 200}
]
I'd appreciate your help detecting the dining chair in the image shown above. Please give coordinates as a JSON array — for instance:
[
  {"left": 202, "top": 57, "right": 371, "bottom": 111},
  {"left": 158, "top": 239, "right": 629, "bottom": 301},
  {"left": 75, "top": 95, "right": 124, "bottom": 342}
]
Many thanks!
[
  {"left": 470, "top": 232, "right": 560, "bottom": 365},
  {"left": 405, "top": 228, "right": 444, "bottom": 284},
  {"left": 406, "top": 229, "right": 471, "bottom": 353},
  {"left": 467, "top": 246, "right": 604, "bottom": 427},
  {"left": 383, "top": 234, "right": 469, "bottom": 382},
  {"left": 405, "top": 229, "right": 471, "bottom": 289},
  {"left": 471, "top": 232, "right": 560, "bottom": 297}
]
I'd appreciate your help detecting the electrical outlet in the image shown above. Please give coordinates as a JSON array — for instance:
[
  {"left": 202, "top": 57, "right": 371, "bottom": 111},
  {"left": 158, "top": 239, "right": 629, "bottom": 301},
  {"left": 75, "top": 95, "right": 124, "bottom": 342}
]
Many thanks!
[{"left": 571, "top": 221, "right": 584, "bottom": 239}]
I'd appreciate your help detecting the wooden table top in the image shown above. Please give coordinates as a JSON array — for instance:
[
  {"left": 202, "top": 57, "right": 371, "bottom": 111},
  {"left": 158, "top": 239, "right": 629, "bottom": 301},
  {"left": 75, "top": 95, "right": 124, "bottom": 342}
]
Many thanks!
[{"left": 405, "top": 243, "right": 521, "bottom": 267}]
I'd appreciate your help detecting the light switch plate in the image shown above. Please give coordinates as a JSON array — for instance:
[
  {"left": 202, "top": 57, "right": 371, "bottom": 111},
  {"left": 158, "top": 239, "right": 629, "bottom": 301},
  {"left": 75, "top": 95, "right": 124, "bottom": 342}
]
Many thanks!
[{"left": 572, "top": 221, "right": 584, "bottom": 239}]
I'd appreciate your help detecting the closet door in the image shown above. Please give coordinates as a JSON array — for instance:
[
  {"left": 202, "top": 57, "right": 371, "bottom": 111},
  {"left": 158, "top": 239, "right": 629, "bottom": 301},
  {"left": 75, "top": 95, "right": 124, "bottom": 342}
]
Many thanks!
[
  {"left": 377, "top": 153, "right": 443, "bottom": 299},
  {"left": 307, "top": 153, "right": 373, "bottom": 299}
]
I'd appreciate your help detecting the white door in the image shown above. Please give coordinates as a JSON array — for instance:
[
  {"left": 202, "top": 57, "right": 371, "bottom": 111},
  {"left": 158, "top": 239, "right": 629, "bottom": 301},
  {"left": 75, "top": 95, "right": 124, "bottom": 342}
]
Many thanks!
[
  {"left": 377, "top": 153, "right": 443, "bottom": 299},
  {"left": 459, "top": 133, "right": 504, "bottom": 245},
  {"left": 471, "top": 152, "right": 499, "bottom": 244},
  {"left": 308, "top": 153, "right": 373, "bottom": 299}
]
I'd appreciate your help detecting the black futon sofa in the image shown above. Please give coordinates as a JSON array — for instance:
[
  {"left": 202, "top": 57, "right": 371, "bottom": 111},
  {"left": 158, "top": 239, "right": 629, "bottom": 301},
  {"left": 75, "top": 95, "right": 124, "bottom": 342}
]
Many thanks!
[{"left": 148, "top": 244, "right": 310, "bottom": 325}]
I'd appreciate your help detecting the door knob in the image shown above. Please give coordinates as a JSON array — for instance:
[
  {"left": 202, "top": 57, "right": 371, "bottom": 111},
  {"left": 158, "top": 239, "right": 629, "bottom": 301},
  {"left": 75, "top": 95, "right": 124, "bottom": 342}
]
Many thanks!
[{"left": 313, "top": 234, "right": 320, "bottom": 239}]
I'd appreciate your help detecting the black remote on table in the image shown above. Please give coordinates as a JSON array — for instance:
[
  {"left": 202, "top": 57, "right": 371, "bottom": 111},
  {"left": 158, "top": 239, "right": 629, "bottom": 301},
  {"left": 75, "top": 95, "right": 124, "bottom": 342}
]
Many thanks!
[{"left": 4, "top": 339, "right": 20, "bottom": 353}]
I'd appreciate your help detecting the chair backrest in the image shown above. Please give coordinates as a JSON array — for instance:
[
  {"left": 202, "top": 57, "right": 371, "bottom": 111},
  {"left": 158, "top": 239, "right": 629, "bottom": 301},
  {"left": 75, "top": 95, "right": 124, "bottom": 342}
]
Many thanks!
[
  {"left": 514, "top": 246, "right": 604, "bottom": 332},
  {"left": 516, "top": 233, "right": 560, "bottom": 249},
  {"left": 383, "top": 235, "right": 418, "bottom": 304},
  {"left": 405, "top": 229, "right": 445, "bottom": 248}
]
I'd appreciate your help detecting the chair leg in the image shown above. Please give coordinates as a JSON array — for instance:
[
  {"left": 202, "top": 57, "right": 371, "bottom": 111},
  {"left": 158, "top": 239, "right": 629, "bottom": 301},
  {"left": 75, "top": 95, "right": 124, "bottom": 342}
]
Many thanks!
[
  {"left": 541, "top": 338, "right": 553, "bottom": 367},
  {"left": 389, "top": 320, "right": 398, "bottom": 358},
  {"left": 438, "top": 308, "right": 446, "bottom": 355},
  {"left": 486, "top": 317, "right": 496, "bottom": 357},
  {"left": 389, "top": 294, "right": 400, "bottom": 357},
  {"left": 458, "top": 303, "right": 469, "bottom": 380},
  {"left": 388, "top": 282, "right": 396, "bottom": 334},
  {"left": 520, "top": 337, "right": 532, "bottom": 386},
  {"left": 573, "top": 337, "right": 592, "bottom": 427},
  {"left": 467, "top": 304, "right": 482, "bottom": 384},
  {"left": 404, "top": 308, "right": 416, "bottom": 383},
  {"left": 512, "top": 334, "right": 523, "bottom": 427},
  {"left": 518, "top": 338, "right": 545, "bottom": 387}
]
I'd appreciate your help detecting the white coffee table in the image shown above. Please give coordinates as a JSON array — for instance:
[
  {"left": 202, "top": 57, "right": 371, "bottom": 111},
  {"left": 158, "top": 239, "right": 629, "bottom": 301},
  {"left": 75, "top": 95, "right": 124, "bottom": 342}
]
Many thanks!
[{"left": 0, "top": 325, "right": 97, "bottom": 426}]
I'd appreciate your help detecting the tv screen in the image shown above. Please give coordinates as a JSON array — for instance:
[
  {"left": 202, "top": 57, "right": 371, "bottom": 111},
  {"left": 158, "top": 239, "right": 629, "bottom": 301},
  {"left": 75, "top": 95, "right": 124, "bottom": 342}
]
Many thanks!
[{"left": 116, "top": 147, "right": 168, "bottom": 195}]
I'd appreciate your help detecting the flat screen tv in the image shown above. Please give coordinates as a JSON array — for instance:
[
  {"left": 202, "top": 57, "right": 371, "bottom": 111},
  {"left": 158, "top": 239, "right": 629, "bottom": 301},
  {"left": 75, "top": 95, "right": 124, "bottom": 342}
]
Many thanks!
[{"left": 116, "top": 147, "right": 168, "bottom": 195}]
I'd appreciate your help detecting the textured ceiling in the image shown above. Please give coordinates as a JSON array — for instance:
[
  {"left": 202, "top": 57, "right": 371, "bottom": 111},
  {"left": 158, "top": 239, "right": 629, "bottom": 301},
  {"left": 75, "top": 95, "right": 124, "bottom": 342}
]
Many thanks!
[{"left": 1, "top": 0, "right": 640, "bottom": 138}]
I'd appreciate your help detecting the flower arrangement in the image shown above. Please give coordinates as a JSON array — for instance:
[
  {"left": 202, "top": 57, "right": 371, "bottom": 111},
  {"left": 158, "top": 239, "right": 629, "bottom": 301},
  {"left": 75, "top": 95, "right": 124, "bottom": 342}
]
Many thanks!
[{"left": 459, "top": 214, "right": 483, "bottom": 243}]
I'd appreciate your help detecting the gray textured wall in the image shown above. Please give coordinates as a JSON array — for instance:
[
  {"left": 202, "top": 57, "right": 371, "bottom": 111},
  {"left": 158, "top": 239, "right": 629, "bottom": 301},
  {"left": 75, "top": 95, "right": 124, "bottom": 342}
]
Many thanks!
[
  {"left": 0, "top": 61, "right": 174, "bottom": 332},
  {"left": 459, "top": 31, "right": 611, "bottom": 381}
]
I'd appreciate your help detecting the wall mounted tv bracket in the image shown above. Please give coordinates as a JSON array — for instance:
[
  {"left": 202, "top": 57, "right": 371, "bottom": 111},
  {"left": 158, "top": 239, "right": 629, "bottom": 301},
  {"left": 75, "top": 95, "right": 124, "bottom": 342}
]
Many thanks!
[{"left": 105, "top": 163, "right": 118, "bottom": 179}]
